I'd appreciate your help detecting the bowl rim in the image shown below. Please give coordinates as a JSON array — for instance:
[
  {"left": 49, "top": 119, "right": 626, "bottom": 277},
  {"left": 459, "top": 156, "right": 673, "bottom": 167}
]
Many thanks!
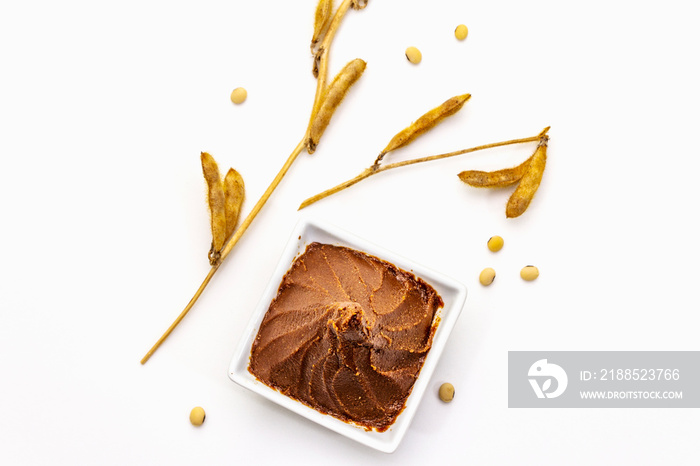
[{"left": 228, "top": 216, "right": 467, "bottom": 453}]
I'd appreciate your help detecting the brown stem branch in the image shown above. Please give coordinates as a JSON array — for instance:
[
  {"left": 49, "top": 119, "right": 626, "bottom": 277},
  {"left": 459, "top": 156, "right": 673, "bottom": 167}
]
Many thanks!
[
  {"left": 141, "top": 139, "right": 306, "bottom": 364},
  {"left": 141, "top": 1, "right": 367, "bottom": 365},
  {"left": 298, "top": 130, "right": 548, "bottom": 210},
  {"left": 140, "top": 264, "right": 219, "bottom": 365}
]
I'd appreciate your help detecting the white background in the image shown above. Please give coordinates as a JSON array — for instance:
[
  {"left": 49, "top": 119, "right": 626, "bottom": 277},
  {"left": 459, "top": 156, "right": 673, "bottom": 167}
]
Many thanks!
[{"left": 1, "top": 0, "right": 699, "bottom": 464}]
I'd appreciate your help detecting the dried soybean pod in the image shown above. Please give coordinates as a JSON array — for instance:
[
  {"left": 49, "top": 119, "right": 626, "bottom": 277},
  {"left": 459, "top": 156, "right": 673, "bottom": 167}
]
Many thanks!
[
  {"left": 458, "top": 153, "right": 534, "bottom": 188},
  {"left": 307, "top": 58, "right": 366, "bottom": 154},
  {"left": 311, "top": 0, "right": 333, "bottom": 53},
  {"left": 376, "top": 93, "right": 471, "bottom": 163},
  {"left": 201, "top": 152, "right": 227, "bottom": 264},
  {"left": 223, "top": 168, "right": 245, "bottom": 240},
  {"left": 506, "top": 138, "right": 548, "bottom": 218}
]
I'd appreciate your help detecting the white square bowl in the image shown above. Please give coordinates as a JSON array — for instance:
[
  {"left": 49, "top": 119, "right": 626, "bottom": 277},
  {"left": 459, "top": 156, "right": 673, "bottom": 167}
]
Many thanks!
[{"left": 228, "top": 217, "right": 467, "bottom": 453}]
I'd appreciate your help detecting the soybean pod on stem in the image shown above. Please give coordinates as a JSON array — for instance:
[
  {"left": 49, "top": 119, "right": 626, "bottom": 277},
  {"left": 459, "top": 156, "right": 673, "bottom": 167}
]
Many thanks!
[
  {"left": 457, "top": 126, "right": 550, "bottom": 218},
  {"left": 140, "top": 0, "right": 369, "bottom": 365},
  {"left": 298, "top": 131, "right": 549, "bottom": 210},
  {"left": 299, "top": 88, "right": 550, "bottom": 217},
  {"left": 374, "top": 93, "right": 471, "bottom": 166},
  {"left": 201, "top": 152, "right": 227, "bottom": 265},
  {"left": 142, "top": 140, "right": 307, "bottom": 365},
  {"left": 311, "top": 0, "right": 333, "bottom": 56},
  {"left": 307, "top": 58, "right": 366, "bottom": 153},
  {"left": 308, "top": 0, "right": 361, "bottom": 130},
  {"left": 457, "top": 153, "right": 533, "bottom": 188}
]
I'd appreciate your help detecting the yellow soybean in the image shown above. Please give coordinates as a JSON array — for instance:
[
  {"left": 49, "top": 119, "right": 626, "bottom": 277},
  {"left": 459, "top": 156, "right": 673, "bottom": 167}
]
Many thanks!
[
  {"left": 479, "top": 267, "right": 496, "bottom": 286},
  {"left": 405, "top": 46, "right": 422, "bottom": 64},
  {"left": 230, "top": 87, "right": 247, "bottom": 104},
  {"left": 455, "top": 24, "right": 468, "bottom": 41},
  {"left": 520, "top": 266, "right": 539, "bottom": 281},
  {"left": 439, "top": 383, "right": 455, "bottom": 402},
  {"left": 487, "top": 236, "right": 504, "bottom": 252},
  {"left": 189, "top": 406, "right": 206, "bottom": 426}
]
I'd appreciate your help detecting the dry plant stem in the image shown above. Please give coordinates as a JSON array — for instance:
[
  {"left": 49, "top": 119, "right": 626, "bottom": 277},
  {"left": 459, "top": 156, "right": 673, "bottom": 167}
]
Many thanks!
[
  {"left": 219, "top": 139, "right": 305, "bottom": 261},
  {"left": 142, "top": 3, "right": 365, "bottom": 364},
  {"left": 141, "top": 139, "right": 306, "bottom": 365},
  {"left": 298, "top": 133, "right": 547, "bottom": 210},
  {"left": 140, "top": 264, "right": 219, "bottom": 365}
]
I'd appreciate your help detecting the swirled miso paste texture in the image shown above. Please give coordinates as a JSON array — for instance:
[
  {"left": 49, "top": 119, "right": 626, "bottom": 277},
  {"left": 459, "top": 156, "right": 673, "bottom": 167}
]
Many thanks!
[{"left": 249, "top": 242, "right": 443, "bottom": 432}]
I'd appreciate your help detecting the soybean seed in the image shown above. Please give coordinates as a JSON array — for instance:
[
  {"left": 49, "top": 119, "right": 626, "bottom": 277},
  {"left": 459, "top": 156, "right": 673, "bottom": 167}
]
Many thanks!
[
  {"left": 189, "top": 406, "right": 206, "bottom": 426},
  {"left": 520, "top": 265, "right": 539, "bottom": 281},
  {"left": 230, "top": 87, "right": 247, "bottom": 104},
  {"left": 405, "top": 46, "right": 422, "bottom": 64},
  {"left": 479, "top": 267, "right": 496, "bottom": 286},
  {"left": 439, "top": 383, "right": 455, "bottom": 403},
  {"left": 455, "top": 24, "right": 468, "bottom": 41},
  {"left": 487, "top": 235, "right": 504, "bottom": 252}
]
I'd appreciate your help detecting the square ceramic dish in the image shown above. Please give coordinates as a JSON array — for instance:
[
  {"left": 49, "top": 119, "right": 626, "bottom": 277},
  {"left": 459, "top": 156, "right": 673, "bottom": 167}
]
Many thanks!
[{"left": 228, "top": 217, "right": 467, "bottom": 453}]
